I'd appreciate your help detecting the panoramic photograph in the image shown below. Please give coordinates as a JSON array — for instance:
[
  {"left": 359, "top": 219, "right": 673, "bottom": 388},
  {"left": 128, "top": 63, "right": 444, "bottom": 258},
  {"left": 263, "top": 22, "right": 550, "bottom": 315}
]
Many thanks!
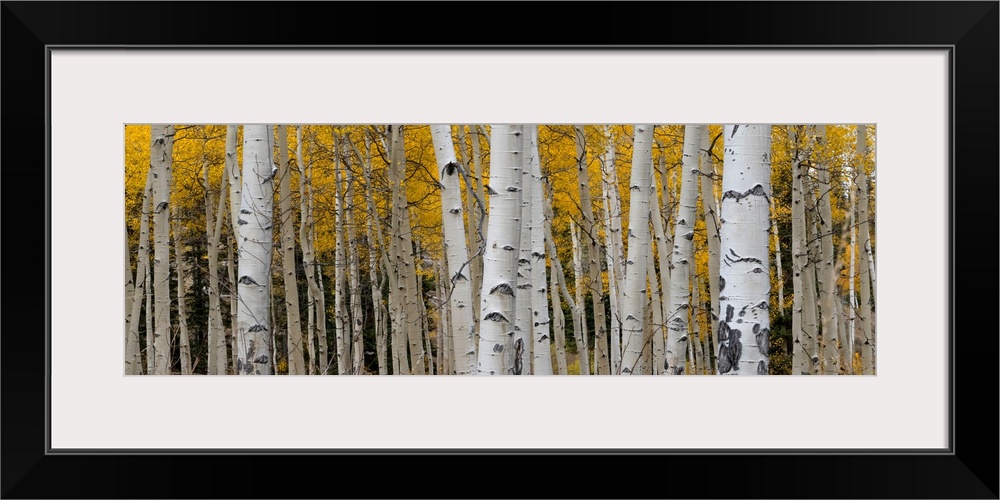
[{"left": 124, "top": 124, "right": 875, "bottom": 376}]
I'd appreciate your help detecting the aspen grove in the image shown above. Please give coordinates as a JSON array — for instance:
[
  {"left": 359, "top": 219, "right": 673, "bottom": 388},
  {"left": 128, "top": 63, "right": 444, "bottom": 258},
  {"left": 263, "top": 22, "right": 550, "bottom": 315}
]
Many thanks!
[{"left": 124, "top": 124, "right": 875, "bottom": 375}]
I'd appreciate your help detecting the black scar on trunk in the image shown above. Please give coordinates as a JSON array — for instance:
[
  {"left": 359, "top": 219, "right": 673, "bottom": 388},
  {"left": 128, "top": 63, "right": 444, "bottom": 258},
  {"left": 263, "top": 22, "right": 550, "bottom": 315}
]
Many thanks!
[
  {"left": 512, "top": 338, "right": 524, "bottom": 375},
  {"left": 483, "top": 312, "right": 509, "bottom": 322},
  {"left": 722, "top": 184, "right": 769, "bottom": 204}
]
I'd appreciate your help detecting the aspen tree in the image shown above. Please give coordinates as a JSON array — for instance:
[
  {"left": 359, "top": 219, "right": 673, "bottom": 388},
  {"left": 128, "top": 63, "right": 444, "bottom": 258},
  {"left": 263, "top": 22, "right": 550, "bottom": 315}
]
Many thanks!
[
  {"left": 431, "top": 125, "right": 477, "bottom": 374},
  {"left": 716, "top": 124, "right": 772, "bottom": 376},
  {"left": 477, "top": 125, "right": 523, "bottom": 375},
  {"left": 666, "top": 125, "right": 704, "bottom": 375},
  {"left": 277, "top": 126, "right": 305, "bottom": 375},
  {"left": 150, "top": 124, "right": 174, "bottom": 374},
  {"left": 620, "top": 125, "right": 654, "bottom": 374},
  {"left": 235, "top": 124, "right": 275, "bottom": 375}
]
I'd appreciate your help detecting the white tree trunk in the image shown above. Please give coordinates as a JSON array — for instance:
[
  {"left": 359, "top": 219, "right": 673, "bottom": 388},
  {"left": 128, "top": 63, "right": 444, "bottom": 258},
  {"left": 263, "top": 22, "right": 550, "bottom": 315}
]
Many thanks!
[
  {"left": 333, "top": 136, "right": 350, "bottom": 374},
  {"left": 550, "top": 258, "right": 568, "bottom": 375},
  {"left": 296, "top": 126, "right": 318, "bottom": 374},
  {"left": 619, "top": 125, "right": 654, "bottom": 374},
  {"left": 355, "top": 134, "right": 390, "bottom": 375},
  {"left": 575, "top": 126, "right": 610, "bottom": 375},
  {"left": 171, "top": 173, "right": 192, "bottom": 375},
  {"left": 225, "top": 125, "right": 242, "bottom": 374},
  {"left": 277, "top": 126, "right": 306, "bottom": 375},
  {"left": 690, "top": 262, "right": 706, "bottom": 374},
  {"left": 570, "top": 222, "right": 591, "bottom": 375},
  {"left": 126, "top": 169, "right": 153, "bottom": 375},
  {"left": 546, "top": 219, "right": 587, "bottom": 375},
  {"left": 855, "top": 125, "right": 876, "bottom": 375},
  {"left": 512, "top": 127, "right": 535, "bottom": 375},
  {"left": 665, "top": 125, "right": 703, "bottom": 375},
  {"left": 601, "top": 126, "right": 624, "bottom": 374},
  {"left": 477, "top": 125, "right": 523, "bottom": 375},
  {"left": 699, "top": 127, "right": 721, "bottom": 374},
  {"left": 806, "top": 180, "right": 824, "bottom": 370},
  {"left": 529, "top": 128, "right": 553, "bottom": 376},
  {"left": 368, "top": 217, "right": 387, "bottom": 375},
  {"left": 814, "top": 126, "right": 841, "bottom": 375},
  {"left": 225, "top": 234, "right": 239, "bottom": 374},
  {"left": 849, "top": 179, "right": 857, "bottom": 372},
  {"left": 347, "top": 165, "right": 365, "bottom": 375},
  {"left": 716, "top": 124, "right": 772, "bottom": 375},
  {"left": 646, "top": 231, "right": 665, "bottom": 375},
  {"left": 435, "top": 261, "right": 450, "bottom": 374},
  {"left": 235, "top": 124, "right": 275, "bottom": 375},
  {"left": 392, "top": 126, "right": 426, "bottom": 374},
  {"left": 205, "top": 160, "right": 229, "bottom": 375},
  {"left": 430, "top": 125, "right": 477, "bottom": 375},
  {"left": 790, "top": 128, "right": 817, "bottom": 375},
  {"left": 226, "top": 125, "right": 241, "bottom": 252},
  {"left": 150, "top": 124, "right": 174, "bottom": 375},
  {"left": 455, "top": 126, "right": 483, "bottom": 333},
  {"left": 125, "top": 221, "right": 135, "bottom": 372},
  {"left": 145, "top": 261, "right": 153, "bottom": 373},
  {"left": 649, "top": 158, "right": 672, "bottom": 365}
]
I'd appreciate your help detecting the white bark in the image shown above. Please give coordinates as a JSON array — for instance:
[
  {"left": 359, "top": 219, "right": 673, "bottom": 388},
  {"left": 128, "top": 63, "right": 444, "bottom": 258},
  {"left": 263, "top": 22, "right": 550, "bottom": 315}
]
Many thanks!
[
  {"left": 296, "top": 127, "right": 318, "bottom": 374},
  {"left": 226, "top": 125, "right": 241, "bottom": 252},
  {"left": 570, "top": 222, "right": 591, "bottom": 375},
  {"left": 393, "top": 126, "right": 425, "bottom": 374},
  {"left": 225, "top": 234, "right": 239, "bottom": 374},
  {"left": 699, "top": 128, "right": 721, "bottom": 373},
  {"left": 171, "top": 173, "right": 191, "bottom": 375},
  {"left": 619, "top": 125, "right": 654, "bottom": 374},
  {"left": 601, "top": 126, "right": 624, "bottom": 374},
  {"left": 716, "top": 124, "right": 772, "bottom": 376},
  {"left": 690, "top": 262, "right": 706, "bottom": 373},
  {"left": 455, "top": 126, "right": 483, "bottom": 332},
  {"left": 311, "top": 158, "right": 329, "bottom": 375},
  {"left": 150, "top": 124, "right": 174, "bottom": 374},
  {"left": 225, "top": 125, "right": 241, "bottom": 374},
  {"left": 205, "top": 160, "right": 229, "bottom": 375},
  {"left": 790, "top": 128, "right": 818, "bottom": 375},
  {"left": 355, "top": 134, "right": 390, "bottom": 375},
  {"left": 334, "top": 135, "right": 350, "bottom": 374},
  {"left": 431, "top": 125, "right": 477, "bottom": 375},
  {"left": 575, "top": 126, "right": 610, "bottom": 375},
  {"left": 550, "top": 257, "right": 568, "bottom": 375},
  {"left": 649, "top": 158, "right": 672, "bottom": 356},
  {"left": 849, "top": 177, "right": 857, "bottom": 372},
  {"left": 278, "top": 126, "right": 306, "bottom": 375},
  {"left": 665, "top": 125, "right": 703, "bottom": 375},
  {"left": 145, "top": 262, "right": 153, "bottom": 372},
  {"left": 235, "top": 124, "right": 275, "bottom": 375},
  {"left": 477, "top": 125, "right": 523, "bottom": 375},
  {"left": 529, "top": 128, "right": 553, "bottom": 376},
  {"left": 347, "top": 161, "right": 365, "bottom": 374},
  {"left": 855, "top": 125, "right": 875, "bottom": 374},
  {"left": 125, "top": 221, "right": 135, "bottom": 373},
  {"left": 646, "top": 230, "right": 665, "bottom": 375},
  {"left": 512, "top": 127, "right": 535, "bottom": 375},
  {"left": 814, "top": 126, "right": 841, "bottom": 374},
  {"left": 368, "top": 215, "right": 386, "bottom": 375},
  {"left": 546, "top": 216, "right": 587, "bottom": 375},
  {"left": 470, "top": 127, "right": 489, "bottom": 340},
  {"left": 126, "top": 169, "right": 153, "bottom": 375},
  {"left": 806, "top": 179, "right": 824, "bottom": 371}
]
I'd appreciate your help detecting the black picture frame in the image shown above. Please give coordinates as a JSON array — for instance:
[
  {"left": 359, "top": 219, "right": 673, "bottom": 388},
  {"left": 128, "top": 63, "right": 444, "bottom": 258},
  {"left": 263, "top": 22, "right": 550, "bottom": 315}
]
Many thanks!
[{"left": 2, "top": 2, "right": 996, "bottom": 498}]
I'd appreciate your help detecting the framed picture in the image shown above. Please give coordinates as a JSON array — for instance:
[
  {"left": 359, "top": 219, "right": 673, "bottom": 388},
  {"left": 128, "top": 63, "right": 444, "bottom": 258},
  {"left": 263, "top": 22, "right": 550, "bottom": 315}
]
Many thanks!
[{"left": 3, "top": 2, "right": 995, "bottom": 498}]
